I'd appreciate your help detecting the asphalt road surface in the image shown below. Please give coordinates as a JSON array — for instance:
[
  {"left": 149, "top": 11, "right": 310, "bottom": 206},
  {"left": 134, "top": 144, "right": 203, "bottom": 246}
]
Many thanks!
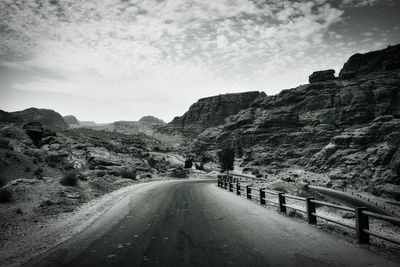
[{"left": 27, "top": 179, "right": 399, "bottom": 267}]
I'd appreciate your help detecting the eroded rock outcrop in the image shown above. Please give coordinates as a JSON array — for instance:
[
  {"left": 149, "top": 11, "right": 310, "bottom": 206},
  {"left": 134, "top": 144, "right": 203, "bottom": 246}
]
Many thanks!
[
  {"left": 183, "top": 44, "right": 400, "bottom": 198},
  {"left": 166, "top": 91, "right": 264, "bottom": 135},
  {"left": 309, "top": 69, "right": 335, "bottom": 83},
  {"left": 339, "top": 44, "right": 400, "bottom": 78},
  {"left": 12, "top": 108, "right": 68, "bottom": 131},
  {"left": 63, "top": 115, "right": 79, "bottom": 125}
]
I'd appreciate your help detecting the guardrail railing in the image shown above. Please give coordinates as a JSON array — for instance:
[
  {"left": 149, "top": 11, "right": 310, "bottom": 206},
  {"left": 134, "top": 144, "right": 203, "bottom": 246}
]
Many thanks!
[{"left": 217, "top": 179, "right": 400, "bottom": 246}]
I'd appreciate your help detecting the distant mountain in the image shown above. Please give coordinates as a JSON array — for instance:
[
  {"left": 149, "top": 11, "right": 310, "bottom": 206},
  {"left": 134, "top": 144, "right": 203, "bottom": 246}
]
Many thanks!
[
  {"left": 10, "top": 108, "right": 68, "bottom": 130},
  {"left": 139, "top": 116, "right": 166, "bottom": 125},
  {"left": 63, "top": 115, "right": 79, "bottom": 125},
  {"left": 0, "top": 110, "right": 22, "bottom": 123},
  {"left": 73, "top": 116, "right": 166, "bottom": 136}
]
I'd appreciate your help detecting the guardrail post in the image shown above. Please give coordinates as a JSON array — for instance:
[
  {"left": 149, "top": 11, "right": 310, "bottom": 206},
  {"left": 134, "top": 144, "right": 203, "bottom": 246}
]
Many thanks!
[
  {"left": 229, "top": 182, "right": 233, "bottom": 192},
  {"left": 236, "top": 183, "right": 241, "bottom": 195},
  {"left": 278, "top": 193, "right": 286, "bottom": 213},
  {"left": 246, "top": 186, "right": 251, "bottom": 199},
  {"left": 355, "top": 207, "right": 370, "bottom": 244},
  {"left": 306, "top": 197, "right": 317, "bottom": 224},
  {"left": 260, "top": 189, "right": 265, "bottom": 205}
]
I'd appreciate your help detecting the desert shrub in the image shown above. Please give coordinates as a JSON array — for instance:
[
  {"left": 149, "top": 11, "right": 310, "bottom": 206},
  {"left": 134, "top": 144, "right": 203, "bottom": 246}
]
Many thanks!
[
  {"left": 148, "top": 157, "right": 157, "bottom": 168},
  {"left": 272, "top": 184, "right": 287, "bottom": 193},
  {"left": 96, "top": 171, "right": 106, "bottom": 177},
  {"left": 184, "top": 158, "right": 193, "bottom": 169},
  {"left": 46, "top": 154, "right": 64, "bottom": 168},
  {"left": 24, "top": 166, "right": 31, "bottom": 172},
  {"left": 34, "top": 167, "right": 43, "bottom": 175},
  {"left": 288, "top": 209, "right": 304, "bottom": 219},
  {"left": 371, "top": 187, "right": 382, "bottom": 197},
  {"left": 251, "top": 169, "right": 260, "bottom": 175},
  {"left": 60, "top": 172, "right": 78, "bottom": 186},
  {"left": 34, "top": 167, "right": 44, "bottom": 179},
  {"left": 195, "top": 163, "right": 204, "bottom": 170},
  {"left": 168, "top": 167, "right": 188, "bottom": 178},
  {"left": 236, "top": 144, "right": 243, "bottom": 158},
  {"left": 119, "top": 170, "right": 136, "bottom": 180},
  {"left": 296, "top": 190, "right": 310, "bottom": 198},
  {"left": 0, "top": 188, "right": 12, "bottom": 202},
  {"left": 64, "top": 163, "right": 75, "bottom": 170},
  {"left": 5, "top": 152, "right": 11, "bottom": 158},
  {"left": 0, "top": 139, "right": 11, "bottom": 149},
  {"left": 217, "top": 146, "right": 235, "bottom": 172}
]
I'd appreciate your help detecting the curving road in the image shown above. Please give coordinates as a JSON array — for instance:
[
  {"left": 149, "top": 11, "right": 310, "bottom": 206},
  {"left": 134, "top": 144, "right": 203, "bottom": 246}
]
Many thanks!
[{"left": 26, "top": 179, "right": 399, "bottom": 267}]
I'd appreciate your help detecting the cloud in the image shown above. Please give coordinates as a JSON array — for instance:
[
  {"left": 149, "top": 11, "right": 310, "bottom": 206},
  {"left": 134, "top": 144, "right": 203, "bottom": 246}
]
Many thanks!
[{"left": 0, "top": 0, "right": 394, "bottom": 121}]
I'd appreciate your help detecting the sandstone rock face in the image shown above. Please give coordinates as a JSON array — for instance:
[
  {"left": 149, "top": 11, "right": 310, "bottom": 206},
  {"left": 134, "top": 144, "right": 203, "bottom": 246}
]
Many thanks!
[
  {"left": 309, "top": 69, "right": 335, "bottom": 83},
  {"left": 339, "top": 44, "right": 400, "bottom": 78},
  {"left": 184, "top": 45, "right": 400, "bottom": 198},
  {"left": 23, "top": 122, "right": 56, "bottom": 147},
  {"left": 11, "top": 108, "right": 68, "bottom": 131},
  {"left": 63, "top": 115, "right": 79, "bottom": 125},
  {"left": 167, "top": 91, "right": 264, "bottom": 135}
]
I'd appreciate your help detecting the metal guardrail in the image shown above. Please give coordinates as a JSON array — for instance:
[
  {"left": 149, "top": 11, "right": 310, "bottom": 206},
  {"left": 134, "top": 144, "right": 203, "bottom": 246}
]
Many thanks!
[
  {"left": 218, "top": 173, "right": 267, "bottom": 182},
  {"left": 217, "top": 179, "right": 400, "bottom": 246}
]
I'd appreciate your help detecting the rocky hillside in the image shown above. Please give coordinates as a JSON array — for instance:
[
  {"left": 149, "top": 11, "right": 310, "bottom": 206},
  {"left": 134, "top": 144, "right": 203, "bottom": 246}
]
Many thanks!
[
  {"left": 0, "top": 108, "right": 183, "bottom": 202},
  {"left": 164, "top": 91, "right": 265, "bottom": 136},
  {"left": 10, "top": 108, "right": 68, "bottom": 131},
  {"left": 176, "top": 44, "right": 400, "bottom": 200},
  {"left": 63, "top": 115, "right": 79, "bottom": 125},
  {"left": 139, "top": 116, "right": 166, "bottom": 126}
]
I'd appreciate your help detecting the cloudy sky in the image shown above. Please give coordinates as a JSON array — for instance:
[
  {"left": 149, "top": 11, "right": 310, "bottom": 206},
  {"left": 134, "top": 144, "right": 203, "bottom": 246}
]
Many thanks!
[{"left": 0, "top": 0, "right": 399, "bottom": 122}]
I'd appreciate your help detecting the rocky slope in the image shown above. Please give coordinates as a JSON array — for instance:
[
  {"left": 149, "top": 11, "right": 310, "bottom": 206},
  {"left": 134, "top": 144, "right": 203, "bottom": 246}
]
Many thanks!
[
  {"left": 0, "top": 108, "right": 183, "bottom": 206},
  {"left": 63, "top": 115, "right": 79, "bottom": 125},
  {"left": 164, "top": 91, "right": 265, "bottom": 136},
  {"left": 139, "top": 115, "right": 166, "bottom": 125},
  {"left": 11, "top": 108, "right": 68, "bottom": 131},
  {"left": 171, "top": 44, "right": 400, "bottom": 200}
]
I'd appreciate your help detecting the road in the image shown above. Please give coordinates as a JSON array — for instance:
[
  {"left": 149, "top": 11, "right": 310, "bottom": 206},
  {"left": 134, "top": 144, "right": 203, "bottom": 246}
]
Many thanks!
[{"left": 27, "top": 179, "right": 399, "bottom": 267}]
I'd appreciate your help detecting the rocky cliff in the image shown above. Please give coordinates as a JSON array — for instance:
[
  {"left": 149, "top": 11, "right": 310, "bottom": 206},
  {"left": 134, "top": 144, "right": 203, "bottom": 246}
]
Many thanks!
[
  {"left": 184, "top": 45, "right": 400, "bottom": 199},
  {"left": 166, "top": 91, "right": 264, "bottom": 135},
  {"left": 11, "top": 108, "right": 68, "bottom": 131}
]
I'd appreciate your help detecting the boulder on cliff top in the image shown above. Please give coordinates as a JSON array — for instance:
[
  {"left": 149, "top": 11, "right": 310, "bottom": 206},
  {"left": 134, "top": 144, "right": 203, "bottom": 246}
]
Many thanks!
[{"left": 309, "top": 69, "right": 335, "bottom": 83}]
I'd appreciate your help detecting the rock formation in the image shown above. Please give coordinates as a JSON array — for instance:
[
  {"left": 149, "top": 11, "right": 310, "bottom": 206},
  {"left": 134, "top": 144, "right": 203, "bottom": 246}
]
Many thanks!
[
  {"left": 139, "top": 116, "right": 166, "bottom": 125},
  {"left": 339, "top": 44, "right": 400, "bottom": 78},
  {"left": 63, "top": 115, "right": 79, "bottom": 125},
  {"left": 166, "top": 91, "right": 264, "bottom": 135},
  {"left": 309, "top": 69, "right": 335, "bottom": 83},
  {"left": 11, "top": 108, "right": 68, "bottom": 131},
  {"left": 173, "top": 44, "right": 400, "bottom": 199}
]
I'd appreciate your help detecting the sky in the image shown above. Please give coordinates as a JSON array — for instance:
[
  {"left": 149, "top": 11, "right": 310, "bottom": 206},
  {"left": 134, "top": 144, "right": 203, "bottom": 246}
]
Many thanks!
[{"left": 0, "top": 0, "right": 399, "bottom": 123}]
